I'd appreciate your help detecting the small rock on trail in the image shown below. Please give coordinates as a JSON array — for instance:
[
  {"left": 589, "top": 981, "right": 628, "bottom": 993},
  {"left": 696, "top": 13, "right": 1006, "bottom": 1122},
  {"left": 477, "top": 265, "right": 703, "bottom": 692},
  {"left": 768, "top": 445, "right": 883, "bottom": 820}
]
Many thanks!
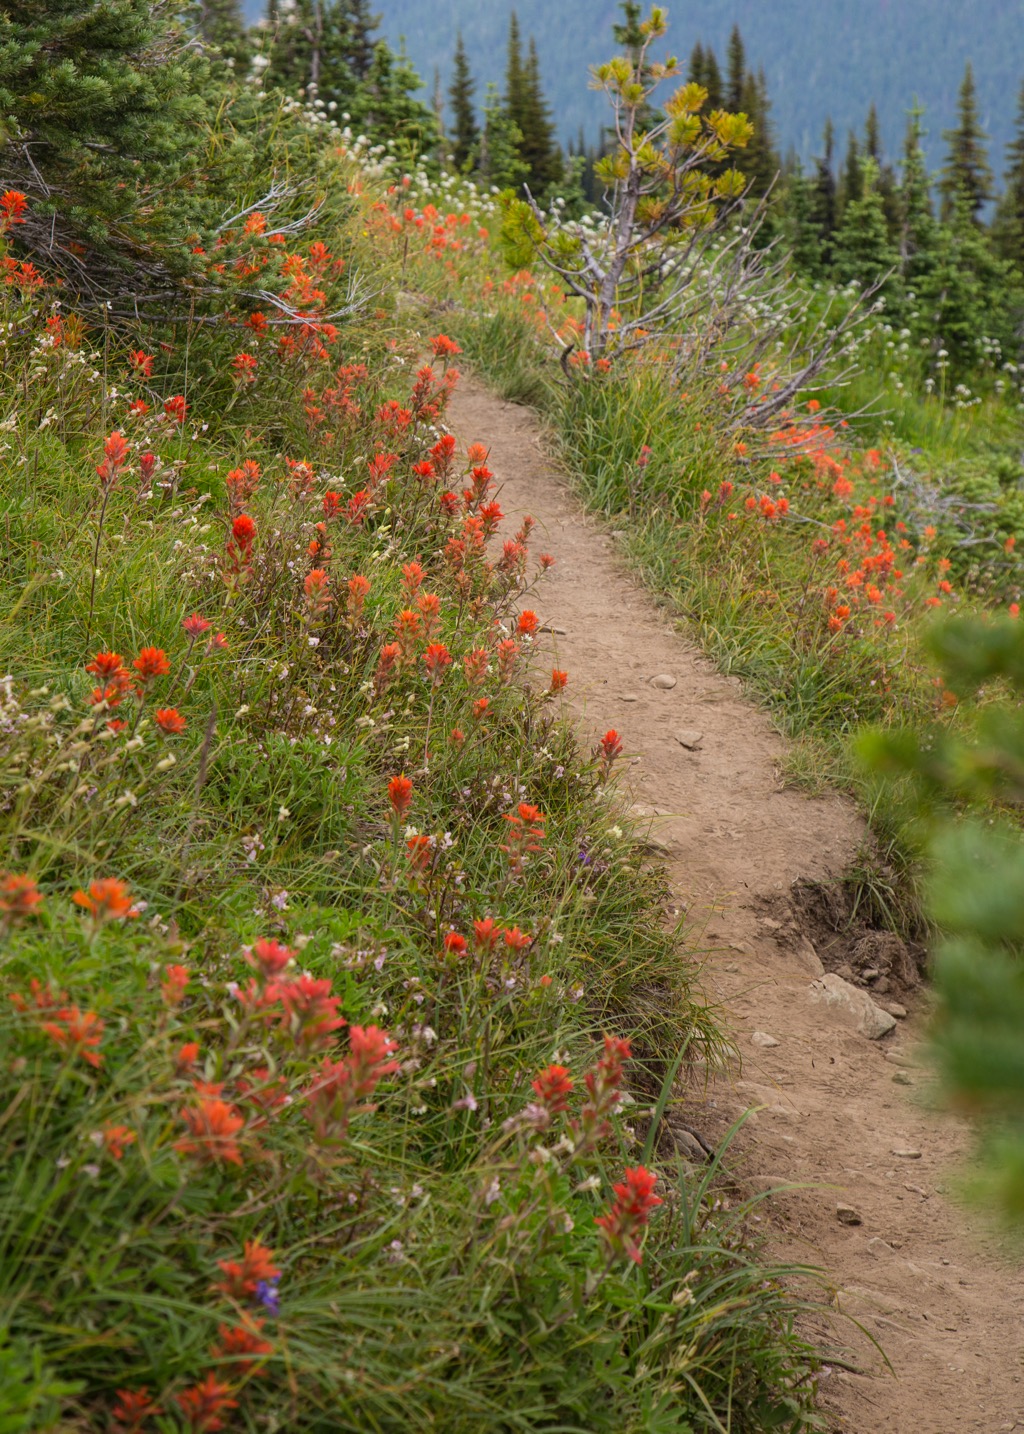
[{"left": 808, "top": 972, "right": 897, "bottom": 1039}]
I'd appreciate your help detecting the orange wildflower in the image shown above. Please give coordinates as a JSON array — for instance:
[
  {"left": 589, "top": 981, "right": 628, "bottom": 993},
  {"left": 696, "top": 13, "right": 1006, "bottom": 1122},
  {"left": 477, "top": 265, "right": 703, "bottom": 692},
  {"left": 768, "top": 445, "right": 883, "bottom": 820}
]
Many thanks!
[
  {"left": 41, "top": 1006, "right": 105, "bottom": 1067},
  {"left": 101, "top": 1124, "right": 136, "bottom": 1160},
  {"left": 133, "top": 647, "right": 170, "bottom": 680},
  {"left": 73, "top": 877, "right": 136, "bottom": 921},
  {"left": 176, "top": 1090, "right": 246, "bottom": 1166}
]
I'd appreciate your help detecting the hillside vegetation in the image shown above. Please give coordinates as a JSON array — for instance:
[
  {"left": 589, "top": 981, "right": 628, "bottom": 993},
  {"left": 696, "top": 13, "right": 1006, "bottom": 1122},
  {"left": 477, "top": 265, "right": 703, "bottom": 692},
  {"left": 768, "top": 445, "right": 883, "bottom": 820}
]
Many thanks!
[{"left": 367, "top": 0, "right": 1021, "bottom": 163}]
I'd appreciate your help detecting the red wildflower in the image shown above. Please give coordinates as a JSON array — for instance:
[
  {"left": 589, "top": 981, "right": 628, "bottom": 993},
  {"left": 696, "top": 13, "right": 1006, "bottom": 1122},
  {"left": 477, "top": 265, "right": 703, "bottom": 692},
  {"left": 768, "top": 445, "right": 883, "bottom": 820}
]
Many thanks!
[
  {"left": 0, "top": 873, "right": 42, "bottom": 923},
  {"left": 496, "top": 638, "right": 520, "bottom": 682},
  {"left": 577, "top": 1034, "right": 632, "bottom": 1144},
  {"left": 595, "top": 1165, "right": 663, "bottom": 1265},
  {"left": 211, "top": 1317, "right": 272, "bottom": 1375},
  {"left": 549, "top": 670, "right": 568, "bottom": 693},
  {"left": 374, "top": 641, "right": 402, "bottom": 694},
  {"left": 127, "top": 349, "right": 154, "bottom": 378},
  {"left": 101, "top": 1123, "right": 136, "bottom": 1160},
  {"left": 322, "top": 489, "right": 341, "bottom": 518},
  {"left": 41, "top": 1006, "right": 105, "bottom": 1067},
  {"left": 347, "top": 573, "right": 370, "bottom": 621},
  {"left": 0, "top": 190, "right": 28, "bottom": 226},
  {"left": 598, "top": 730, "right": 623, "bottom": 763},
  {"left": 231, "top": 514, "right": 256, "bottom": 552},
  {"left": 304, "top": 1025, "right": 399, "bottom": 1141},
  {"left": 73, "top": 877, "right": 136, "bottom": 921},
  {"left": 246, "top": 939, "right": 293, "bottom": 977},
  {"left": 503, "top": 925, "right": 532, "bottom": 952},
  {"left": 96, "top": 430, "right": 130, "bottom": 485},
  {"left": 163, "top": 395, "right": 188, "bottom": 424},
  {"left": 158, "top": 964, "right": 189, "bottom": 1007},
  {"left": 267, "top": 972, "right": 346, "bottom": 1051},
  {"left": 517, "top": 610, "right": 539, "bottom": 636},
  {"left": 175, "top": 1090, "right": 246, "bottom": 1166},
  {"left": 175, "top": 1374, "right": 239, "bottom": 1433},
  {"left": 303, "top": 567, "right": 330, "bottom": 608},
  {"left": 532, "top": 1064, "right": 573, "bottom": 1113},
  {"left": 401, "top": 560, "right": 425, "bottom": 596},
  {"left": 176, "top": 1041, "right": 200, "bottom": 1072},
  {"left": 182, "top": 613, "right": 211, "bottom": 641},
  {"left": 422, "top": 642, "right": 452, "bottom": 683},
  {"left": 406, "top": 834, "right": 433, "bottom": 872},
  {"left": 85, "top": 650, "right": 127, "bottom": 679},
  {"left": 463, "top": 648, "right": 489, "bottom": 686},
  {"left": 112, "top": 1387, "right": 163, "bottom": 1431},
  {"left": 429, "top": 333, "right": 462, "bottom": 358},
  {"left": 215, "top": 1238, "right": 280, "bottom": 1299},
  {"left": 443, "top": 932, "right": 467, "bottom": 957},
  {"left": 155, "top": 707, "right": 185, "bottom": 734},
  {"left": 133, "top": 646, "right": 170, "bottom": 681},
  {"left": 231, "top": 351, "right": 258, "bottom": 383},
  {"left": 388, "top": 775, "right": 413, "bottom": 818},
  {"left": 501, "top": 803, "right": 546, "bottom": 873}
]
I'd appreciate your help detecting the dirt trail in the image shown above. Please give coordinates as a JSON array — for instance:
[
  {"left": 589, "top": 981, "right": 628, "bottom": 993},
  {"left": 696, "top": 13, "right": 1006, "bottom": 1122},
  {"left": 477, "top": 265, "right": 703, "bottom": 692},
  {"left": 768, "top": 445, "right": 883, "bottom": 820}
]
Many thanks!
[{"left": 448, "top": 375, "right": 1024, "bottom": 1434}]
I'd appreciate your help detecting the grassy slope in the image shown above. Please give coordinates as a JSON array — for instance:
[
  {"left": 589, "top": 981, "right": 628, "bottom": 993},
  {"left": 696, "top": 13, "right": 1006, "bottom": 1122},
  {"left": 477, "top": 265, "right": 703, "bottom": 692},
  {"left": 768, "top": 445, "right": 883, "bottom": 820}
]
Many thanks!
[{"left": 0, "top": 103, "right": 825, "bottom": 1432}]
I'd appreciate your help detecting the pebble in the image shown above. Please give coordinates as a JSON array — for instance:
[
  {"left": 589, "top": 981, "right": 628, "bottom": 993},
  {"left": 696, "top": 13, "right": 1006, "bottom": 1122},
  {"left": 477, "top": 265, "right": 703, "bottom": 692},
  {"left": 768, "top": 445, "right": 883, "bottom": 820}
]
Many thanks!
[
  {"left": 751, "top": 1031, "right": 780, "bottom": 1048},
  {"left": 792, "top": 935, "right": 825, "bottom": 978},
  {"left": 650, "top": 673, "right": 677, "bottom": 689},
  {"left": 892, "top": 1148, "right": 922, "bottom": 1159},
  {"left": 892, "top": 1071, "right": 914, "bottom": 1086},
  {"left": 674, "top": 729, "right": 704, "bottom": 750},
  {"left": 621, "top": 694, "right": 639, "bottom": 702},
  {"left": 836, "top": 1203, "right": 863, "bottom": 1226},
  {"left": 883, "top": 1001, "right": 908, "bottom": 1019}
]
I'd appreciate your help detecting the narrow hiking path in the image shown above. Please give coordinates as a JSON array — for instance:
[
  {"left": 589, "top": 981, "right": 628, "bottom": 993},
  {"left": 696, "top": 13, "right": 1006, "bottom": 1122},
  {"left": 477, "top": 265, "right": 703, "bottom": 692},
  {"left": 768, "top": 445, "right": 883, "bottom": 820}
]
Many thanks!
[{"left": 448, "top": 375, "right": 1024, "bottom": 1434}]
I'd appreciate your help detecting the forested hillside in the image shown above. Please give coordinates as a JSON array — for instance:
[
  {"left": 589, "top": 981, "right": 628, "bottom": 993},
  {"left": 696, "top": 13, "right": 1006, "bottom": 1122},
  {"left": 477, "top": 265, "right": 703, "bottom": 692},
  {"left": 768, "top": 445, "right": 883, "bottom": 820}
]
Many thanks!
[{"left": 359, "top": 0, "right": 1020, "bottom": 167}]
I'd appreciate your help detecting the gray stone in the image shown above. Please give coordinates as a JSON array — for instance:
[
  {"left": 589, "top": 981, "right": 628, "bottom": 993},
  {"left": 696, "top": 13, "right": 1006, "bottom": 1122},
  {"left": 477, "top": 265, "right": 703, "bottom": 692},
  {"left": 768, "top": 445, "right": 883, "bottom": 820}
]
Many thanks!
[
  {"left": 892, "top": 1148, "right": 922, "bottom": 1160},
  {"left": 808, "top": 973, "right": 897, "bottom": 1040},
  {"left": 674, "top": 729, "right": 704, "bottom": 750},
  {"left": 650, "top": 673, "right": 677, "bottom": 689},
  {"left": 882, "top": 1001, "right": 908, "bottom": 1019},
  {"left": 751, "top": 1030, "right": 780, "bottom": 1048},
  {"left": 792, "top": 935, "right": 825, "bottom": 978},
  {"left": 836, "top": 1203, "right": 863, "bottom": 1226}
]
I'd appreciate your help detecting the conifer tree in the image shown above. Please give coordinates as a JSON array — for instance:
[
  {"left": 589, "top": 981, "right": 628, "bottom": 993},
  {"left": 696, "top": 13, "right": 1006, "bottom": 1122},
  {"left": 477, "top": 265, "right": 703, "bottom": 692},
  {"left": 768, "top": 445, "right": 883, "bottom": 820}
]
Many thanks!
[
  {"left": 198, "top": 0, "right": 249, "bottom": 67},
  {"left": 703, "top": 46, "right": 723, "bottom": 111},
  {"left": 687, "top": 41, "right": 706, "bottom": 89},
  {"left": 518, "top": 38, "right": 563, "bottom": 194},
  {"left": 939, "top": 62, "right": 994, "bottom": 221},
  {"left": 739, "top": 68, "right": 779, "bottom": 198},
  {"left": 726, "top": 24, "right": 746, "bottom": 112},
  {"left": 0, "top": 0, "right": 208, "bottom": 284},
  {"left": 838, "top": 130, "right": 864, "bottom": 215},
  {"left": 864, "top": 102, "right": 900, "bottom": 233},
  {"left": 832, "top": 159, "right": 900, "bottom": 306},
  {"left": 995, "top": 79, "right": 1024, "bottom": 269},
  {"left": 342, "top": 0, "right": 380, "bottom": 80},
  {"left": 477, "top": 81, "right": 529, "bottom": 191},
  {"left": 781, "top": 159, "right": 827, "bottom": 276},
  {"left": 898, "top": 106, "right": 937, "bottom": 290},
  {"left": 921, "top": 199, "right": 1016, "bottom": 374},
  {"left": 448, "top": 32, "right": 479, "bottom": 173},
  {"left": 612, "top": 2, "right": 657, "bottom": 129},
  {"left": 505, "top": 12, "right": 527, "bottom": 136},
  {"left": 809, "top": 118, "right": 837, "bottom": 266}
]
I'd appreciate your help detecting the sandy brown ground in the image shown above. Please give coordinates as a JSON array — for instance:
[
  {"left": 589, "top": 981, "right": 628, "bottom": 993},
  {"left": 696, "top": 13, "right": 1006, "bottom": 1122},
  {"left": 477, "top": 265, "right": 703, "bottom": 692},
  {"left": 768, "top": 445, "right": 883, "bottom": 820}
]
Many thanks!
[{"left": 448, "top": 374, "right": 1024, "bottom": 1433}]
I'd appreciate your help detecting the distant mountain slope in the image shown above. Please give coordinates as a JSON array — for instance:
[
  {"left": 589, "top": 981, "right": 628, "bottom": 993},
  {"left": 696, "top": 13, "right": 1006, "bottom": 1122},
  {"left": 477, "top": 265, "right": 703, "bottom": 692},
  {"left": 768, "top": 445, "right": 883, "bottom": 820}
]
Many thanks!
[{"left": 364, "top": 0, "right": 1023, "bottom": 175}]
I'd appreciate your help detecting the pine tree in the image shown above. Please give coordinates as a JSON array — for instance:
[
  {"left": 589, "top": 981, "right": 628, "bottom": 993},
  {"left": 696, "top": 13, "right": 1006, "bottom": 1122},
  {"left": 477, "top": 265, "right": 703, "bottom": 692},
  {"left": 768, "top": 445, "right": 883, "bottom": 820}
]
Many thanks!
[
  {"left": 476, "top": 82, "right": 529, "bottom": 191},
  {"left": 810, "top": 118, "right": 838, "bottom": 266},
  {"left": 518, "top": 38, "right": 563, "bottom": 195},
  {"left": 448, "top": 32, "right": 479, "bottom": 173},
  {"left": 832, "top": 159, "right": 902, "bottom": 310},
  {"left": 0, "top": 0, "right": 208, "bottom": 286},
  {"left": 341, "top": 0, "right": 379, "bottom": 81},
  {"left": 898, "top": 105, "right": 937, "bottom": 291},
  {"left": 781, "top": 159, "right": 827, "bottom": 276},
  {"left": 612, "top": 2, "right": 658, "bottom": 129},
  {"left": 739, "top": 68, "right": 779, "bottom": 198},
  {"left": 921, "top": 199, "right": 1016, "bottom": 375},
  {"left": 939, "top": 62, "right": 994, "bottom": 221},
  {"left": 726, "top": 24, "right": 745, "bottom": 112},
  {"left": 864, "top": 102, "right": 900, "bottom": 234},
  {"left": 504, "top": 12, "right": 527, "bottom": 137},
  {"left": 703, "top": 47, "right": 723, "bottom": 111},
  {"left": 994, "top": 79, "right": 1024, "bottom": 270},
  {"left": 197, "top": 0, "right": 249, "bottom": 68},
  {"left": 838, "top": 130, "right": 864, "bottom": 216},
  {"left": 687, "top": 41, "right": 706, "bottom": 89}
]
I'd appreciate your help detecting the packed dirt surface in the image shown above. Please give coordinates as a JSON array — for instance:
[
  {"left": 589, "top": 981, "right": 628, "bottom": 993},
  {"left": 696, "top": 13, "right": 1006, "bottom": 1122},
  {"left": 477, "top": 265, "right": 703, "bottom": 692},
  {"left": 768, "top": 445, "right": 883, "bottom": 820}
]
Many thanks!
[{"left": 448, "top": 375, "right": 1024, "bottom": 1433}]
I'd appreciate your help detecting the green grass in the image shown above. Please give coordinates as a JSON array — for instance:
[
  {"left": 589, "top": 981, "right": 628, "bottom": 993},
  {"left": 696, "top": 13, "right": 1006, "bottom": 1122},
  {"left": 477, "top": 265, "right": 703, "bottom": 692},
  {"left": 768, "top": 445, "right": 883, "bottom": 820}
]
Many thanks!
[{"left": 0, "top": 112, "right": 829, "bottom": 1432}]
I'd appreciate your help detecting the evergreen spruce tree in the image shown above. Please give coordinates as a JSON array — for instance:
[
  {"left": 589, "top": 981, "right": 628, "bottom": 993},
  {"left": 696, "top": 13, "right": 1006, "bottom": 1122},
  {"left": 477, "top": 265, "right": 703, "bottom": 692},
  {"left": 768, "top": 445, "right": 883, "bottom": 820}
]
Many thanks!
[
  {"left": 687, "top": 41, "right": 706, "bottom": 89},
  {"left": 504, "top": 12, "right": 527, "bottom": 137},
  {"left": 518, "top": 38, "right": 563, "bottom": 195},
  {"left": 197, "top": 0, "right": 249, "bottom": 68},
  {"left": 739, "top": 68, "right": 779, "bottom": 198},
  {"left": 832, "top": 159, "right": 902, "bottom": 311},
  {"left": 476, "top": 81, "right": 529, "bottom": 191},
  {"left": 994, "top": 79, "right": 1024, "bottom": 269},
  {"left": 838, "top": 130, "right": 864, "bottom": 216},
  {"left": 781, "top": 159, "right": 827, "bottom": 276},
  {"left": 939, "top": 62, "right": 994, "bottom": 221},
  {"left": 341, "top": 0, "right": 380, "bottom": 80},
  {"left": 448, "top": 32, "right": 479, "bottom": 173},
  {"left": 0, "top": 0, "right": 208, "bottom": 284},
  {"left": 703, "top": 46, "right": 723, "bottom": 111},
  {"left": 865, "top": 101, "right": 900, "bottom": 232},
  {"left": 898, "top": 106, "right": 937, "bottom": 292},
  {"left": 809, "top": 118, "right": 837, "bottom": 267},
  {"left": 726, "top": 24, "right": 745, "bottom": 112},
  {"left": 921, "top": 198, "right": 1017, "bottom": 375}
]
